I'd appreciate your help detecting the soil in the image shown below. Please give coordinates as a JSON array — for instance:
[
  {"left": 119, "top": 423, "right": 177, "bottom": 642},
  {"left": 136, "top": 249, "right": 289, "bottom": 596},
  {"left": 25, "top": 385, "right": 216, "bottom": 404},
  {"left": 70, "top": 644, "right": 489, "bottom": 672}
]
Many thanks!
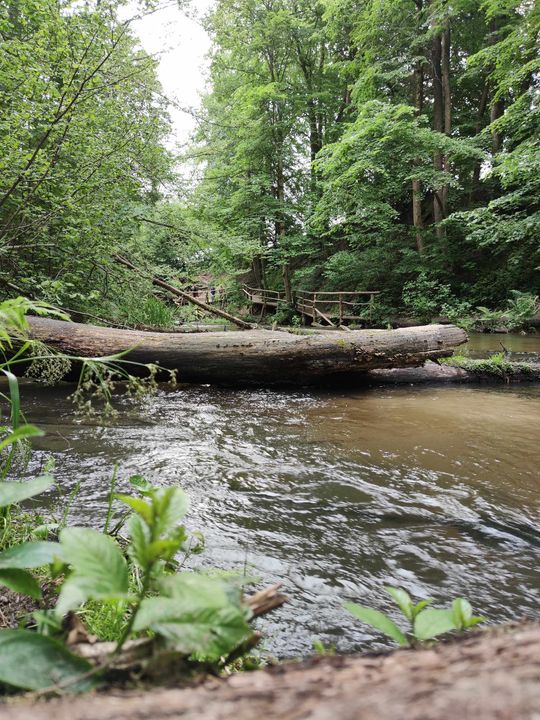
[
  {"left": 0, "top": 589, "right": 37, "bottom": 629},
  {"left": 0, "top": 622, "right": 538, "bottom": 720}
]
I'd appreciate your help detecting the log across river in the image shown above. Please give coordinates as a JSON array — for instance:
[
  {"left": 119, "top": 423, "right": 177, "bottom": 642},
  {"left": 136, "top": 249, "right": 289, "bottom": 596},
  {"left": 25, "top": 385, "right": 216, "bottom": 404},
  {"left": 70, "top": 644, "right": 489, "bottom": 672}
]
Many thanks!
[{"left": 27, "top": 317, "right": 467, "bottom": 385}]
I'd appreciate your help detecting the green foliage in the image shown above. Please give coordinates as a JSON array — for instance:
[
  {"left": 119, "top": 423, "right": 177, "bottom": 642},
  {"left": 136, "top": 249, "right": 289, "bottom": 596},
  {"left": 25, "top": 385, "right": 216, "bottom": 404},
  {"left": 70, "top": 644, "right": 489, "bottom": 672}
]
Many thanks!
[
  {"left": 401, "top": 273, "right": 454, "bottom": 324},
  {"left": 345, "top": 586, "right": 486, "bottom": 647},
  {"left": 0, "top": 630, "right": 96, "bottom": 693}
]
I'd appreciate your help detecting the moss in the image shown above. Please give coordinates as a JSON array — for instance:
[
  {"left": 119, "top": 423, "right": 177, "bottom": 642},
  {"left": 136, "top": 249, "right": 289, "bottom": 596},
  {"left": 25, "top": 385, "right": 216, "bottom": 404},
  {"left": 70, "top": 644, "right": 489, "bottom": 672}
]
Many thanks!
[{"left": 440, "top": 352, "right": 535, "bottom": 378}]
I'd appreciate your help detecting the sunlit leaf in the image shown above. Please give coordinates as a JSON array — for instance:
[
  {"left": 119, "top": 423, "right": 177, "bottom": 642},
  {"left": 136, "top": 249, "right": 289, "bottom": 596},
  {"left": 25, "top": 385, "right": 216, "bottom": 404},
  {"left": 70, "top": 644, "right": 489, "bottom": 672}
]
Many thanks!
[
  {"left": 385, "top": 586, "right": 413, "bottom": 620},
  {"left": 344, "top": 602, "right": 409, "bottom": 646},
  {"left": 414, "top": 608, "right": 457, "bottom": 640}
]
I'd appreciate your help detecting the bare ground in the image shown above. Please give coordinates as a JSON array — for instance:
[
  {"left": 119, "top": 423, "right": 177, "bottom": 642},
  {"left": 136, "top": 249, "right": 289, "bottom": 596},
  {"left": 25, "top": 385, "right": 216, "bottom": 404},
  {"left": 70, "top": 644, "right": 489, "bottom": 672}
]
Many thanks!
[{"left": 1, "top": 622, "right": 539, "bottom": 720}]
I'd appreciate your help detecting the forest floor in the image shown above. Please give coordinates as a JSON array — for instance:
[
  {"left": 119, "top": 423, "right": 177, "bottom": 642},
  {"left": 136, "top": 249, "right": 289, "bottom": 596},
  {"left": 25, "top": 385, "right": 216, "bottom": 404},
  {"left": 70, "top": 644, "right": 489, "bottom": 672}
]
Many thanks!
[{"left": 0, "top": 622, "right": 538, "bottom": 719}]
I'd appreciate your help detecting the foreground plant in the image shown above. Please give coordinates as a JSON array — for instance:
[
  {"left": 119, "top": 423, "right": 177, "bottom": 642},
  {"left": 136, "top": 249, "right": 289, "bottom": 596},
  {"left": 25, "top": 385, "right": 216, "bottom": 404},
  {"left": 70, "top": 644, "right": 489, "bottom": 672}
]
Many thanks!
[
  {"left": 345, "top": 586, "right": 485, "bottom": 648},
  {"left": 0, "top": 475, "right": 257, "bottom": 694}
]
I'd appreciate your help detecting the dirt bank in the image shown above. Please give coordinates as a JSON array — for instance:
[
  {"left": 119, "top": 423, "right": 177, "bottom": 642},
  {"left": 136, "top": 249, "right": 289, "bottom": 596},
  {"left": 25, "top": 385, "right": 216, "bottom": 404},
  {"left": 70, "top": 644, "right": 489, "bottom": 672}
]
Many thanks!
[{"left": 1, "top": 623, "right": 538, "bottom": 720}]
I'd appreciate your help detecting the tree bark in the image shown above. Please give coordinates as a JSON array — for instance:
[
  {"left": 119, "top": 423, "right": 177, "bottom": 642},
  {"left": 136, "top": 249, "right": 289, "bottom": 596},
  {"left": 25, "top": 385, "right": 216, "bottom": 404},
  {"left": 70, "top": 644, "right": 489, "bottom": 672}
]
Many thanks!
[
  {"left": 4, "top": 623, "right": 539, "bottom": 720},
  {"left": 412, "top": 54, "right": 424, "bottom": 253},
  {"left": 26, "top": 317, "right": 467, "bottom": 386},
  {"left": 441, "top": 21, "right": 451, "bottom": 213},
  {"left": 431, "top": 29, "right": 445, "bottom": 234}
]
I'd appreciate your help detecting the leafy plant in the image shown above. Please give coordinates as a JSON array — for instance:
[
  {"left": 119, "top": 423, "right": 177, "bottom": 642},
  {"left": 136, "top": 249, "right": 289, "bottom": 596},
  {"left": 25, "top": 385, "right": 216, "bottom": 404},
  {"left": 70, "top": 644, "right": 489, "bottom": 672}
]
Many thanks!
[
  {"left": 0, "top": 475, "right": 255, "bottom": 694},
  {"left": 345, "top": 586, "right": 485, "bottom": 647}
]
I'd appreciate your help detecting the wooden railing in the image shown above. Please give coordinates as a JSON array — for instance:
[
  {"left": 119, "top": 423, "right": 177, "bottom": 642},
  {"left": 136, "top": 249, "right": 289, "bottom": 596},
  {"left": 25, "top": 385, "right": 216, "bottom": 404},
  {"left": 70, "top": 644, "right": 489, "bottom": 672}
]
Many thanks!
[
  {"left": 242, "top": 285, "right": 288, "bottom": 307},
  {"left": 296, "top": 290, "right": 380, "bottom": 326},
  {"left": 243, "top": 285, "right": 380, "bottom": 326}
]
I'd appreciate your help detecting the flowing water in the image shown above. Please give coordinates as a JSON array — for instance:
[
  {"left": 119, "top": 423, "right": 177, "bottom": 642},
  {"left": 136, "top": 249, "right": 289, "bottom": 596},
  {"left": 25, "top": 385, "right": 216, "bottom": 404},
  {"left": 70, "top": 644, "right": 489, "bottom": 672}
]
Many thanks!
[{"left": 18, "top": 337, "right": 540, "bottom": 657}]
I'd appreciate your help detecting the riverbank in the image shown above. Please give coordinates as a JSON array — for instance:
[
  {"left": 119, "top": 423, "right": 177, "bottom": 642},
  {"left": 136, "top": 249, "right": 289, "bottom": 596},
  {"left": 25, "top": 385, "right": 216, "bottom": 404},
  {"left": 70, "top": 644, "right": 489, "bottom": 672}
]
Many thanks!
[{"left": 1, "top": 622, "right": 538, "bottom": 719}]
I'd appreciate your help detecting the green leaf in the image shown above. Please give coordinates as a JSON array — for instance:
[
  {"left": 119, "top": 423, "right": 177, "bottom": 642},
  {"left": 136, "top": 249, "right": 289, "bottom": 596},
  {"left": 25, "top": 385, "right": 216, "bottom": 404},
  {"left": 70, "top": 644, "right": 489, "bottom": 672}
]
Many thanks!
[
  {"left": 0, "top": 475, "right": 54, "bottom": 508},
  {"left": 412, "top": 599, "right": 433, "bottom": 618},
  {"left": 385, "top": 586, "right": 413, "bottom": 620},
  {"left": 0, "top": 540, "right": 62, "bottom": 569},
  {"left": 0, "top": 569, "right": 41, "bottom": 599},
  {"left": 2, "top": 370, "right": 20, "bottom": 429},
  {"left": 133, "top": 574, "right": 251, "bottom": 661},
  {"left": 0, "top": 424, "right": 44, "bottom": 452},
  {"left": 452, "top": 597, "right": 471, "bottom": 629},
  {"left": 56, "top": 528, "right": 129, "bottom": 616},
  {"left": 414, "top": 608, "right": 457, "bottom": 641},
  {"left": 452, "top": 598, "right": 486, "bottom": 629},
  {"left": 129, "top": 474, "right": 154, "bottom": 495},
  {"left": 127, "top": 512, "right": 150, "bottom": 568},
  {"left": 153, "top": 487, "right": 189, "bottom": 537},
  {"left": 344, "top": 602, "right": 409, "bottom": 646},
  {"left": 115, "top": 494, "right": 153, "bottom": 525},
  {"left": 0, "top": 630, "right": 97, "bottom": 692}
]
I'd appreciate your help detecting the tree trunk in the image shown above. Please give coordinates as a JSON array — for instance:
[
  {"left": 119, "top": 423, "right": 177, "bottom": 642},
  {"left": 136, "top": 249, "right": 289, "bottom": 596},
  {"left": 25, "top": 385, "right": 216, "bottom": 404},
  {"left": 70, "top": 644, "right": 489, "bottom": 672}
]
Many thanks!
[
  {"left": 282, "top": 262, "right": 293, "bottom": 305},
  {"left": 469, "top": 81, "right": 489, "bottom": 204},
  {"left": 412, "top": 56, "right": 424, "bottom": 253},
  {"left": 4, "top": 623, "right": 539, "bottom": 720},
  {"left": 431, "top": 29, "right": 444, "bottom": 234},
  {"left": 26, "top": 317, "right": 467, "bottom": 386},
  {"left": 441, "top": 21, "right": 451, "bottom": 213}
]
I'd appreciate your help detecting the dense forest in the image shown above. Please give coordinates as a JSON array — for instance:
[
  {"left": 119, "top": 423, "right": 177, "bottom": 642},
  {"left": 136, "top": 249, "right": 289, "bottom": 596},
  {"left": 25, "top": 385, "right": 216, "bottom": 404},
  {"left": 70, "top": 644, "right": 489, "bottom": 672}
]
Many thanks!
[{"left": 0, "top": 0, "right": 538, "bottom": 326}]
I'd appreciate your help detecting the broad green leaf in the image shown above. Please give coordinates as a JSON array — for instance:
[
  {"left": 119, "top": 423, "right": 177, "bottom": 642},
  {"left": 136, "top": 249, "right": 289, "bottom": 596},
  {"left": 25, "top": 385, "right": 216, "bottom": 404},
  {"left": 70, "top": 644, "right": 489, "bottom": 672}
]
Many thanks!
[
  {"left": 414, "top": 608, "right": 457, "bottom": 641},
  {"left": 0, "top": 475, "right": 54, "bottom": 508},
  {"left": 0, "top": 540, "right": 62, "bottom": 569},
  {"left": 115, "top": 494, "right": 153, "bottom": 524},
  {"left": 146, "top": 538, "right": 185, "bottom": 562},
  {"left": 385, "top": 586, "right": 413, "bottom": 620},
  {"left": 0, "top": 569, "right": 42, "bottom": 599},
  {"left": 0, "top": 424, "right": 43, "bottom": 452},
  {"left": 153, "top": 486, "right": 189, "bottom": 537},
  {"left": 133, "top": 574, "right": 251, "bottom": 660},
  {"left": 344, "top": 602, "right": 409, "bottom": 646},
  {"left": 56, "top": 528, "right": 129, "bottom": 616},
  {"left": 0, "top": 630, "right": 97, "bottom": 692},
  {"left": 127, "top": 512, "right": 150, "bottom": 568}
]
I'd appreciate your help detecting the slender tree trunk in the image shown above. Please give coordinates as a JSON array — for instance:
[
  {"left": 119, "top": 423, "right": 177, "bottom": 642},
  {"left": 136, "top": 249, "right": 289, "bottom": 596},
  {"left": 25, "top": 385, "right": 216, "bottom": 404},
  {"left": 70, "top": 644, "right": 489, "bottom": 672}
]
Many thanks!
[
  {"left": 431, "top": 29, "right": 444, "bottom": 234},
  {"left": 490, "top": 99, "right": 504, "bottom": 153},
  {"left": 441, "top": 21, "right": 451, "bottom": 214},
  {"left": 275, "top": 154, "right": 292, "bottom": 305},
  {"left": 469, "top": 82, "right": 489, "bottom": 204},
  {"left": 412, "top": 55, "right": 424, "bottom": 254}
]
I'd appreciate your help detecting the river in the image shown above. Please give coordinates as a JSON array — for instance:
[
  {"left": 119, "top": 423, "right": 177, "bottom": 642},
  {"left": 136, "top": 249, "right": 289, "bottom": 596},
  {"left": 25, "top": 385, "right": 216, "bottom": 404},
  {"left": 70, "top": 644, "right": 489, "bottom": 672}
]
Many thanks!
[{"left": 16, "top": 332, "right": 540, "bottom": 656}]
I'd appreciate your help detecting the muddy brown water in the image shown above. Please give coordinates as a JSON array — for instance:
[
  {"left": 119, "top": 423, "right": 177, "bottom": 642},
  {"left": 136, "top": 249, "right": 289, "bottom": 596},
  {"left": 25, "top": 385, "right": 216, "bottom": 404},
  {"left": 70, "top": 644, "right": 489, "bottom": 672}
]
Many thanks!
[{"left": 14, "top": 332, "right": 540, "bottom": 657}]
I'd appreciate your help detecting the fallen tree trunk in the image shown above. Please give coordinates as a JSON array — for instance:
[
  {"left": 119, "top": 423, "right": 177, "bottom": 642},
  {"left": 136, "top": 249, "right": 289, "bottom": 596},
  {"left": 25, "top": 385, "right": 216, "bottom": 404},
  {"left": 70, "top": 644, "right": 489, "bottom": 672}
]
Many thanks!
[
  {"left": 26, "top": 317, "right": 467, "bottom": 385},
  {"left": 3, "top": 623, "right": 539, "bottom": 720},
  {"left": 370, "top": 359, "right": 540, "bottom": 385},
  {"left": 114, "top": 255, "right": 252, "bottom": 330}
]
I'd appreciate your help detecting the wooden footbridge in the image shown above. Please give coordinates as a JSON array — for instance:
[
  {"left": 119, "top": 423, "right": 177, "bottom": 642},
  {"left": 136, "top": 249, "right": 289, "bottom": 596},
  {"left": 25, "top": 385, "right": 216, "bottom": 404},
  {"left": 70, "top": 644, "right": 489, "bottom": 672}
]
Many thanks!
[{"left": 242, "top": 285, "right": 380, "bottom": 327}]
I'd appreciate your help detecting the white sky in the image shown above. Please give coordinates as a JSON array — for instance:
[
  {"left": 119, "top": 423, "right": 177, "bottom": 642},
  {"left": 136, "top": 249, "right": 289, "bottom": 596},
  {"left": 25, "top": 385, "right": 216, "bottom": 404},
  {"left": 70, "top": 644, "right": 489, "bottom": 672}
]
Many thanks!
[{"left": 121, "top": 0, "right": 215, "bottom": 149}]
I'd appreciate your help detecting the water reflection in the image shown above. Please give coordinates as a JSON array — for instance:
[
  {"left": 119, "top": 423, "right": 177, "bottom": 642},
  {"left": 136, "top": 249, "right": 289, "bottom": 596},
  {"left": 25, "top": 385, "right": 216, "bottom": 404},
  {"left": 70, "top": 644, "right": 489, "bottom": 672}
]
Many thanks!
[{"left": 18, "top": 381, "right": 540, "bottom": 657}]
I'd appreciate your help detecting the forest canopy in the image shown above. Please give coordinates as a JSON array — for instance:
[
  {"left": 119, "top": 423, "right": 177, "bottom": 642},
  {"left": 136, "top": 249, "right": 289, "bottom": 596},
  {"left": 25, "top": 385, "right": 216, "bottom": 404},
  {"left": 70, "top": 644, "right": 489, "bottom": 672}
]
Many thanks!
[{"left": 1, "top": 0, "right": 538, "bottom": 324}]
